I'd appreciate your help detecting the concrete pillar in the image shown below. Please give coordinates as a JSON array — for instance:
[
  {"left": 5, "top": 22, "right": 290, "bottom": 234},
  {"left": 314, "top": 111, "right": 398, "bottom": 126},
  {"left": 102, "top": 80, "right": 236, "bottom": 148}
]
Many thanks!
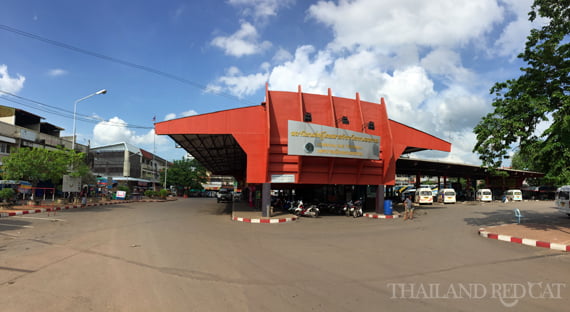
[
  {"left": 123, "top": 149, "right": 130, "bottom": 177},
  {"left": 375, "top": 185, "right": 385, "bottom": 214},
  {"left": 261, "top": 183, "right": 271, "bottom": 217}
]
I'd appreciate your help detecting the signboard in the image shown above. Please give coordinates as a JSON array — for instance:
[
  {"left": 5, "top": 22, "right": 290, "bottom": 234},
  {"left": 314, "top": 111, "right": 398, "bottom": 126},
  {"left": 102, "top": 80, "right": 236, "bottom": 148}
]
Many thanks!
[
  {"left": 116, "top": 190, "right": 127, "bottom": 199},
  {"left": 271, "top": 174, "right": 296, "bottom": 183},
  {"left": 20, "top": 129, "right": 37, "bottom": 141},
  {"left": 62, "top": 175, "right": 81, "bottom": 192},
  {"left": 288, "top": 120, "right": 380, "bottom": 160}
]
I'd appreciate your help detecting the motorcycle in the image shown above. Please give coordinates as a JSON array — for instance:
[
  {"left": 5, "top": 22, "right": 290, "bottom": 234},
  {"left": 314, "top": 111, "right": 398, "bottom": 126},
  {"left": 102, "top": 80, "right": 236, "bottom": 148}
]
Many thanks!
[
  {"left": 352, "top": 199, "right": 363, "bottom": 218},
  {"left": 343, "top": 199, "right": 363, "bottom": 218},
  {"left": 293, "top": 200, "right": 320, "bottom": 217}
]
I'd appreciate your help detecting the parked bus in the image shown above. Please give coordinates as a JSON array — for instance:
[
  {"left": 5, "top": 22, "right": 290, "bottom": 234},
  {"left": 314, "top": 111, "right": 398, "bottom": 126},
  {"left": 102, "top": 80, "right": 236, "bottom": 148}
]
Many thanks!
[{"left": 555, "top": 185, "right": 570, "bottom": 216}]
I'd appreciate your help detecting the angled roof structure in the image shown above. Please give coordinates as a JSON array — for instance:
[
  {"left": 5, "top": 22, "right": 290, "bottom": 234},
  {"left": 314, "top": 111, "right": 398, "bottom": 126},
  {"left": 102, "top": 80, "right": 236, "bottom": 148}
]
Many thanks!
[{"left": 155, "top": 86, "right": 451, "bottom": 186}]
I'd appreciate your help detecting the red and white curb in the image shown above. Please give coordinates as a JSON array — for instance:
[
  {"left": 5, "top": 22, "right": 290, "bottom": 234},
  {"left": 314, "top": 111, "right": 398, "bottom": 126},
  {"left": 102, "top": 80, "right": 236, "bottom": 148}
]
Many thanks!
[
  {"left": 364, "top": 213, "right": 400, "bottom": 219},
  {"left": 0, "top": 201, "right": 135, "bottom": 218},
  {"left": 232, "top": 216, "right": 298, "bottom": 224},
  {"left": 478, "top": 228, "right": 570, "bottom": 252}
]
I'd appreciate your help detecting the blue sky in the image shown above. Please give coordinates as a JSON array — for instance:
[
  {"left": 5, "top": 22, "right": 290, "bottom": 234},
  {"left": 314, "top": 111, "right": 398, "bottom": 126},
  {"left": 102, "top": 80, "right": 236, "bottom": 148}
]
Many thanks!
[{"left": 0, "top": 0, "right": 546, "bottom": 164}]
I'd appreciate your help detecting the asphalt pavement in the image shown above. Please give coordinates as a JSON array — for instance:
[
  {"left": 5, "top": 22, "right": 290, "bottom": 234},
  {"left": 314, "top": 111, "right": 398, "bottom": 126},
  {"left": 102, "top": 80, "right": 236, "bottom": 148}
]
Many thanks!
[{"left": 0, "top": 197, "right": 568, "bottom": 311}]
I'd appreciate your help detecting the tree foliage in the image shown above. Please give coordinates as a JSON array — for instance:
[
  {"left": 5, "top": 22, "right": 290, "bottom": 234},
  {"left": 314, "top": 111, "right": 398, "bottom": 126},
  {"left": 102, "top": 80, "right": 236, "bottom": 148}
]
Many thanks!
[
  {"left": 161, "top": 158, "right": 208, "bottom": 190},
  {"left": 473, "top": 0, "right": 570, "bottom": 185},
  {"left": 1, "top": 147, "right": 90, "bottom": 185}
]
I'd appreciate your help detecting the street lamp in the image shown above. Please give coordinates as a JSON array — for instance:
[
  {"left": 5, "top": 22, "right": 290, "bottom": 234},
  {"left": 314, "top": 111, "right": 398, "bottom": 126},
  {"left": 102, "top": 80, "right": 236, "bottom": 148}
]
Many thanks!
[{"left": 72, "top": 89, "right": 107, "bottom": 150}]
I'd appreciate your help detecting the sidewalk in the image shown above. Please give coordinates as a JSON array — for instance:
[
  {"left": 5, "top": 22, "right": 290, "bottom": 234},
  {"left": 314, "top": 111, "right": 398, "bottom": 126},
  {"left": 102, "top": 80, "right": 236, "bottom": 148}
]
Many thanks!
[
  {"left": 0, "top": 198, "right": 172, "bottom": 218},
  {"left": 231, "top": 201, "right": 298, "bottom": 223},
  {"left": 479, "top": 223, "right": 570, "bottom": 252}
]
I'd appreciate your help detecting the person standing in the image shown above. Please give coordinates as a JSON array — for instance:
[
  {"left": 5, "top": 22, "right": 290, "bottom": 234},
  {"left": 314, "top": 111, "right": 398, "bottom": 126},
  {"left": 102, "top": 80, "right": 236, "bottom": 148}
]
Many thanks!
[{"left": 404, "top": 195, "right": 414, "bottom": 220}]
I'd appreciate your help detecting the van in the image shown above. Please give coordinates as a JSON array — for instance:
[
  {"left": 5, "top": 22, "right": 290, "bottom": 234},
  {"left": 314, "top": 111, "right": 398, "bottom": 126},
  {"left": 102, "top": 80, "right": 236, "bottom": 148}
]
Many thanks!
[
  {"left": 476, "top": 189, "right": 493, "bottom": 202},
  {"left": 414, "top": 188, "right": 433, "bottom": 205},
  {"left": 555, "top": 185, "right": 570, "bottom": 216},
  {"left": 505, "top": 189, "right": 522, "bottom": 201},
  {"left": 438, "top": 188, "right": 456, "bottom": 204}
]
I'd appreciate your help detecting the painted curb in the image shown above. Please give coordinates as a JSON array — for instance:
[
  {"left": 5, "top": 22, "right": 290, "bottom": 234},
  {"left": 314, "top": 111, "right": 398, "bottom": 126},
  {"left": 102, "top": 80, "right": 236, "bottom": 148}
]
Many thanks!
[
  {"left": 364, "top": 213, "right": 400, "bottom": 219},
  {"left": 478, "top": 228, "right": 570, "bottom": 252},
  {"left": 0, "top": 201, "right": 135, "bottom": 218},
  {"left": 232, "top": 216, "right": 298, "bottom": 224}
]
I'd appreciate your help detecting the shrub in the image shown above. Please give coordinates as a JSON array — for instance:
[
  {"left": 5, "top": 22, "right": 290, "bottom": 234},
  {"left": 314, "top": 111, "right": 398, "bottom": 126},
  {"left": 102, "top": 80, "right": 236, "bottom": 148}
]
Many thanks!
[
  {"left": 0, "top": 188, "right": 15, "bottom": 202},
  {"left": 159, "top": 189, "right": 169, "bottom": 199}
]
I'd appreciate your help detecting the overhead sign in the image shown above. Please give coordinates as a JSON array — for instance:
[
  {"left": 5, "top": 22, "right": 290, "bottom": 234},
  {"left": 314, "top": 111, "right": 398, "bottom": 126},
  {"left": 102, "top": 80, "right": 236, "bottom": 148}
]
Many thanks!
[
  {"left": 288, "top": 120, "right": 380, "bottom": 160},
  {"left": 271, "top": 174, "right": 296, "bottom": 183}
]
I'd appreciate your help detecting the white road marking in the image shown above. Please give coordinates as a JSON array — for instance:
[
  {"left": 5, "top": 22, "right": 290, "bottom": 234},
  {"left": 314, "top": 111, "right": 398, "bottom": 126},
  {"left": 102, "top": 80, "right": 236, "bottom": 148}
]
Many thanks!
[
  {"left": 12, "top": 216, "right": 66, "bottom": 222},
  {"left": 0, "top": 223, "right": 34, "bottom": 228}
]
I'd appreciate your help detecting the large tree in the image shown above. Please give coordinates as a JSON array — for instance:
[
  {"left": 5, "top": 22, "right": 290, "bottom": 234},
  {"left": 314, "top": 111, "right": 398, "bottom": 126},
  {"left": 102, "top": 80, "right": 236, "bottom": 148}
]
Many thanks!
[
  {"left": 161, "top": 158, "right": 208, "bottom": 191},
  {"left": 1, "top": 147, "right": 91, "bottom": 186},
  {"left": 473, "top": 0, "right": 570, "bottom": 185}
]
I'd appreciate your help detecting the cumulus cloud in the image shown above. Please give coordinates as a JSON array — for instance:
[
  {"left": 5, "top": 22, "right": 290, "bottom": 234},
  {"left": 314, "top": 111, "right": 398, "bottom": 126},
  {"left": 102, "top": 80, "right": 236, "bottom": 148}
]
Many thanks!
[
  {"left": 0, "top": 64, "right": 25, "bottom": 94},
  {"left": 228, "top": 0, "right": 294, "bottom": 20},
  {"left": 307, "top": 0, "right": 504, "bottom": 50},
  {"left": 47, "top": 68, "right": 68, "bottom": 77},
  {"left": 208, "top": 66, "right": 268, "bottom": 98},
  {"left": 207, "top": 0, "right": 538, "bottom": 165},
  {"left": 493, "top": 0, "right": 548, "bottom": 58},
  {"left": 92, "top": 116, "right": 169, "bottom": 147},
  {"left": 164, "top": 110, "right": 198, "bottom": 121},
  {"left": 211, "top": 22, "right": 272, "bottom": 57}
]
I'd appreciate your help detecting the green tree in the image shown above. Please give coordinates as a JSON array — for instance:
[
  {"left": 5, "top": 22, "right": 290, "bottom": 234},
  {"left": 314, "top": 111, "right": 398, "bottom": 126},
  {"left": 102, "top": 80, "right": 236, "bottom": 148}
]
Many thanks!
[
  {"left": 161, "top": 158, "right": 208, "bottom": 191},
  {"left": 2, "top": 147, "right": 91, "bottom": 186},
  {"left": 473, "top": 0, "right": 570, "bottom": 185}
]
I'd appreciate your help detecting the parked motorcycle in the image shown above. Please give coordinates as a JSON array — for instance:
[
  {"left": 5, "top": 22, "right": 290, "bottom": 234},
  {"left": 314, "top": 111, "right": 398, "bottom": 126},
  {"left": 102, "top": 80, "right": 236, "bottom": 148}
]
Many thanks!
[
  {"left": 343, "top": 199, "right": 363, "bottom": 218},
  {"left": 352, "top": 199, "right": 363, "bottom": 218},
  {"left": 292, "top": 200, "right": 319, "bottom": 217}
]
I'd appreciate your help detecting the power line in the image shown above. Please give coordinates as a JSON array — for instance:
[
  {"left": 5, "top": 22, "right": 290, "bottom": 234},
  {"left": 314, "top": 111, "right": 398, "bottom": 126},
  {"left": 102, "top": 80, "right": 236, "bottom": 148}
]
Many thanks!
[
  {"left": 0, "top": 24, "right": 256, "bottom": 106},
  {"left": 0, "top": 89, "right": 153, "bottom": 129}
]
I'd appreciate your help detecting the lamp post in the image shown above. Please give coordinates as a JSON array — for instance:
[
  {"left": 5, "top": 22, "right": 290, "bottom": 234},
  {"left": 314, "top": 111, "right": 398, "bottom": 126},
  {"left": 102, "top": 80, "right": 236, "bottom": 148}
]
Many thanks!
[{"left": 72, "top": 89, "right": 107, "bottom": 150}]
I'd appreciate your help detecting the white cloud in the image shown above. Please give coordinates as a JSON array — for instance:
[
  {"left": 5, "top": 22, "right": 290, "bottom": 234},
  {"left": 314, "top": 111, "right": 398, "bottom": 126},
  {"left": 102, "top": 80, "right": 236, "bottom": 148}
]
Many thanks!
[
  {"left": 211, "top": 22, "right": 272, "bottom": 57},
  {"left": 273, "top": 48, "right": 293, "bottom": 63},
  {"left": 0, "top": 64, "right": 25, "bottom": 94},
  {"left": 228, "top": 0, "right": 294, "bottom": 20},
  {"left": 207, "top": 0, "right": 536, "bottom": 165},
  {"left": 92, "top": 116, "right": 169, "bottom": 147},
  {"left": 493, "top": 0, "right": 548, "bottom": 58},
  {"left": 308, "top": 0, "right": 504, "bottom": 50},
  {"left": 420, "top": 49, "right": 476, "bottom": 84},
  {"left": 164, "top": 110, "right": 198, "bottom": 121},
  {"left": 47, "top": 68, "right": 68, "bottom": 77},
  {"left": 209, "top": 66, "right": 268, "bottom": 98}
]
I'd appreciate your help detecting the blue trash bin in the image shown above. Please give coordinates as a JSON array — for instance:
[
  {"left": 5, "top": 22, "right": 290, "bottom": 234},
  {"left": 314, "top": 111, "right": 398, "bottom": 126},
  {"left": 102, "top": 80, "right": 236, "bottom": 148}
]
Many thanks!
[{"left": 383, "top": 200, "right": 393, "bottom": 215}]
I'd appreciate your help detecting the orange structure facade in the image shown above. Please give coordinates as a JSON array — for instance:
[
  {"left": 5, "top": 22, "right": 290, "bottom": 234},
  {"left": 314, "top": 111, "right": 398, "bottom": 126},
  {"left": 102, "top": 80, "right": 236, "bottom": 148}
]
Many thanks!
[{"left": 155, "top": 86, "right": 450, "bottom": 215}]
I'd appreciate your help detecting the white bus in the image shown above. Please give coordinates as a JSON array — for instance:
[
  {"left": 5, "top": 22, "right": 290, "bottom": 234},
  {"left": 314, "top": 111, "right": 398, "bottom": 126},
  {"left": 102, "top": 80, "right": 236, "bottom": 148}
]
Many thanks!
[{"left": 555, "top": 185, "right": 570, "bottom": 216}]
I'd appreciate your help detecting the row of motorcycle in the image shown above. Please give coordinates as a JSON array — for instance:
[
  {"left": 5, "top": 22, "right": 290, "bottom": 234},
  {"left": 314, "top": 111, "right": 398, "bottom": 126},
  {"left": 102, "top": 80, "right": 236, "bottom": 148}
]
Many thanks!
[{"left": 274, "top": 199, "right": 364, "bottom": 218}]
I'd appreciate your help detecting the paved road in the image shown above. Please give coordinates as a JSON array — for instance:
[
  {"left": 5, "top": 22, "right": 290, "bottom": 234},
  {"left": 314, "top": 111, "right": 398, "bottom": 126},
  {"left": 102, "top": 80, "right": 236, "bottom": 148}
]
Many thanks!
[{"left": 0, "top": 198, "right": 568, "bottom": 311}]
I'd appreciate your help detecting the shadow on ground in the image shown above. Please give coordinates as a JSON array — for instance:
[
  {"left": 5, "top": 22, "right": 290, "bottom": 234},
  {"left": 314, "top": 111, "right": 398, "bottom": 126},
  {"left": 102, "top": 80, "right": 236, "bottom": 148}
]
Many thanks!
[{"left": 464, "top": 208, "right": 570, "bottom": 233}]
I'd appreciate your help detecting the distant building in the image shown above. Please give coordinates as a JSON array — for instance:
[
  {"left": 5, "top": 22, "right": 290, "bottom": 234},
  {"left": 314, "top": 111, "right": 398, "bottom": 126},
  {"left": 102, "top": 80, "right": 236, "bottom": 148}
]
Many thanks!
[
  {"left": 90, "top": 142, "right": 168, "bottom": 190},
  {"left": 0, "top": 105, "right": 87, "bottom": 166}
]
